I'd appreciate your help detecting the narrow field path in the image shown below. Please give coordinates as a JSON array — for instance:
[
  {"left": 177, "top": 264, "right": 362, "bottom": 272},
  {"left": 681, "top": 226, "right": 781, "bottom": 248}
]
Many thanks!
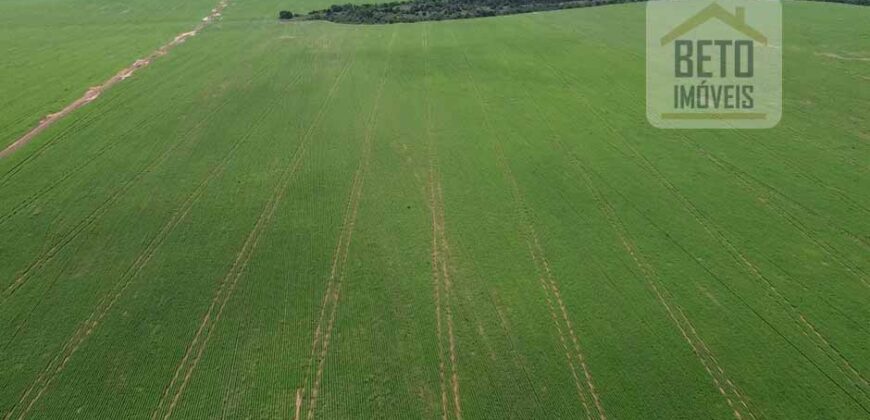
[
  {"left": 421, "top": 24, "right": 464, "bottom": 420},
  {"left": 0, "top": 0, "right": 229, "bottom": 160},
  {"left": 447, "top": 27, "right": 606, "bottom": 420},
  {"left": 150, "top": 50, "right": 357, "bottom": 420},
  {"left": 296, "top": 30, "right": 398, "bottom": 420},
  {"left": 0, "top": 48, "right": 319, "bottom": 418}
]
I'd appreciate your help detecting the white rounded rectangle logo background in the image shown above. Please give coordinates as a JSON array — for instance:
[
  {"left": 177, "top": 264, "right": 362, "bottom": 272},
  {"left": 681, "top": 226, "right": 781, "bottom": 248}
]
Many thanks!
[{"left": 646, "top": 0, "right": 782, "bottom": 129}]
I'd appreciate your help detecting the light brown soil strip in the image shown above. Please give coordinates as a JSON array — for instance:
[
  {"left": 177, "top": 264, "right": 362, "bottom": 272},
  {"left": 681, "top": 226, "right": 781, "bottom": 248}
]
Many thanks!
[
  {"left": 421, "top": 27, "right": 451, "bottom": 420},
  {"left": 428, "top": 169, "right": 451, "bottom": 420},
  {"left": 0, "top": 0, "right": 229, "bottom": 160},
  {"left": 423, "top": 25, "right": 463, "bottom": 420},
  {"left": 297, "top": 33, "right": 396, "bottom": 420},
  {"left": 294, "top": 388, "right": 303, "bottom": 420},
  {"left": 424, "top": 32, "right": 451, "bottom": 420},
  {"left": 433, "top": 175, "right": 463, "bottom": 420},
  {"left": 816, "top": 52, "right": 870, "bottom": 62}
]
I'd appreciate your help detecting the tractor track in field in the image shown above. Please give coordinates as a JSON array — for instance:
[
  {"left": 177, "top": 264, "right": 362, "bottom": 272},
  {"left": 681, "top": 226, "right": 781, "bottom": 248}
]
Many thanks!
[
  {"left": 516, "top": 30, "right": 870, "bottom": 413},
  {"left": 1, "top": 106, "right": 254, "bottom": 420},
  {"left": 3, "top": 50, "right": 309, "bottom": 419},
  {"left": 2, "top": 120, "right": 200, "bottom": 300},
  {"left": 706, "top": 123, "right": 869, "bottom": 253},
  {"left": 691, "top": 145, "right": 869, "bottom": 286},
  {"left": 498, "top": 143, "right": 604, "bottom": 420},
  {"left": 0, "top": 253, "right": 76, "bottom": 354},
  {"left": 683, "top": 143, "right": 870, "bottom": 289},
  {"left": 1, "top": 56, "right": 294, "bottom": 315},
  {"left": 0, "top": 84, "right": 255, "bottom": 332},
  {"left": 733, "top": 125, "right": 870, "bottom": 215},
  {"left": 531, "top": 49, "right": 870, "bottom": 403},
  {"left": 0, "top": 18, "right": 269, "bottom": 193},
  {"left": 303, "top": 157, "right": 363, "bottom": 420},
  {"left": 0, "top": 88, "right": 125, "bottom": 183},
  {"left": 594, "top": 179, "right": 870, "bottom": 413},
  {"left": 4, "top": 31, "right": 316, "bottom": 416},
  {"left": 297, "top": 31, "right": 396, "bottom": 420},
  {"left": 582, "top": 165, "right": 756, "bottom": 420},
  {"left": 500, "top": 38, "right": 755, "bottom": 419},
  {"left": 448, "top": 28, "right": 605, "bottom": 420},
  {"left": 0, "top": 0, "right": 229, "bottom": 160},
  {"left": 532, "top": 106, "right": 758, "bottom": 419},
  {"left": 0, "top": 63, "right": 179, "bottom": 188},
  {"left": 295, "top": 46, "right": 366, "bottom": 420},
  {"left": 684, "top": 129, "right": 869, "bottom": 284},
  {"left": 428, "top": 149, "right": 463, "bottom": 420},
  {"left": 523, "top": 19, "right": 870, "bottom": 409},
  {"left": 494, "top": 131, "right": 604, "bottom": 419},
  {"left": 151, "top": 53, "right": 356, "bottom": 420},
  {"left": 661, "top": 101, "right": 865, "bottom": 285},
  {"left": 0, "top": 42, "right": 261, "bottom": 228},
  {"left": 0, "top": 62, "right": 251, "bottom": 303},
  {"left": 0, "top": 115, "right": 169, "bottom": 227},
  {"left": 710, "top": 149, "right": 869, "bottom": 250},
  {"left": 488, "top": 290, "right": 546, "bottom": 412},
  {"left": 598, "top": 135, "right": 870, "bottom": 404},
  {"left": 213, "top": 37, "right": 333, "bottom": 420},
  {"left": 422, "top": 25, "right": 462, "bottom": 420}
]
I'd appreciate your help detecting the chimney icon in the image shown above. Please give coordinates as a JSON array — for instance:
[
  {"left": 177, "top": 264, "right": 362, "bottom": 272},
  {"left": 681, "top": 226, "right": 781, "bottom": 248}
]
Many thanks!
[{"left": 659, "top": 3, "right": 767, "bottom": 46}]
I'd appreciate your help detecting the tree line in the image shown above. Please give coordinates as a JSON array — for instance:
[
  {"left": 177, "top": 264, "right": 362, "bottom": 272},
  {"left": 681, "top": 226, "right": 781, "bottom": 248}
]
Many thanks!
[
  {"left": 278, "top": 0, "right": 868, "bottom": 24},
  {"left": 281, "top": 0, "right": 642, "bottom": 24}
]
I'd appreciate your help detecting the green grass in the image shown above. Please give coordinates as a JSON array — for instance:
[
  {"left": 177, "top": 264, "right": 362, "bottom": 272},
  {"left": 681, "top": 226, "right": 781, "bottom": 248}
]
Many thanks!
[{"left": 0, "top": 1, "right": 868, "bottom": 418}]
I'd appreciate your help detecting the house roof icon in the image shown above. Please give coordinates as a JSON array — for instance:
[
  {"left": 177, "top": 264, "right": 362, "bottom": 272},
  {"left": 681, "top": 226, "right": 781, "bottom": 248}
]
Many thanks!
[{"left": 660, "top": 3, "right": 768, "bottom": 46}]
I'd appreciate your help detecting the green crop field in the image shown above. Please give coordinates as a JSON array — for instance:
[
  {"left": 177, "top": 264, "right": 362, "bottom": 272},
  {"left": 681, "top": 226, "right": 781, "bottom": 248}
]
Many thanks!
[
  {"left": 0, "top": 0, "right": 868, "bottom": 418},
  {"left": 0, "top": 0, "right": 235, "bottom": 148}
]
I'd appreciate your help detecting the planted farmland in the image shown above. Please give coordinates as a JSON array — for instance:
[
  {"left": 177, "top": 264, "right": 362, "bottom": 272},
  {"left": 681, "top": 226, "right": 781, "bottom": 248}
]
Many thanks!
[{"left": 0, "top": 0, "right": 868, "bottom": 418}]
